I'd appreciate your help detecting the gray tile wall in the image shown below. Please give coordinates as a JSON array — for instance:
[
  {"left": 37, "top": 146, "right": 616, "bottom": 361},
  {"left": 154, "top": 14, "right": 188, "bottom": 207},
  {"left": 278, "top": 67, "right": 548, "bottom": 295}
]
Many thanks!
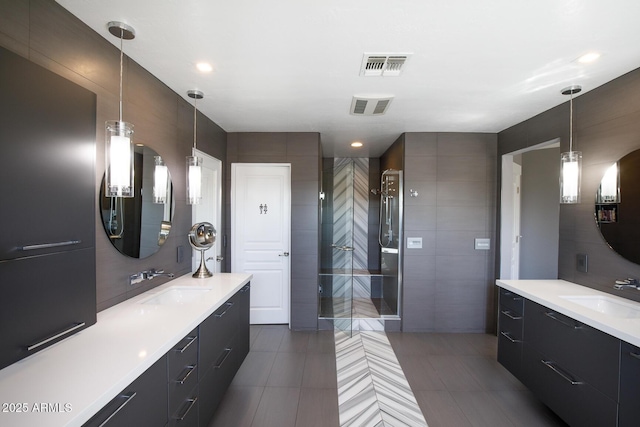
[
  {"left": 498, "top": 68, "right": 640, "bottom": 304},
  {"left": 0, "top": 0, "right": 227, "bottom": 311},
  {"left": 226, "top": 132, "right": 321, "bottom": 330},
  {"left": 399, "top": 133, "right": 498, "bottom": 332}
]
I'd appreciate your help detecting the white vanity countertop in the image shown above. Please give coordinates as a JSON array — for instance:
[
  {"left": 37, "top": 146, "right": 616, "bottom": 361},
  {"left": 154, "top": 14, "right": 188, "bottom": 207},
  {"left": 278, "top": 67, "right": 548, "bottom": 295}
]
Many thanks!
[
  {"left": 497, "top": 279, "right": 640, "bottom": 348},
  {"left": 0, "top": 272, "right": 252, "bottom": 427}
]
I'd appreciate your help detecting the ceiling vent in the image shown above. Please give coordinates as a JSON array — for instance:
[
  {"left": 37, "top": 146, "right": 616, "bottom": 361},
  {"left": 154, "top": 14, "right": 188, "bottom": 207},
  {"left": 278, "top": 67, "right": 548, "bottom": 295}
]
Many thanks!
[
  {"left": 350, "top": 96, "right": 394, "bottom": 116},
  {"left": 360, "top": 53, "right": 412, "bottom": 77}
]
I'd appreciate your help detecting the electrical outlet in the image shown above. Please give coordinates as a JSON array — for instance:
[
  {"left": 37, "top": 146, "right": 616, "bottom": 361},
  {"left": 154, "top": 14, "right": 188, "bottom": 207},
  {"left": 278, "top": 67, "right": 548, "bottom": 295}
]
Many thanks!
[
  {"left": 576, "top": 253, "right": 588, "bottom": 273},
  {"left": 177, "top": 245, "right": 184, "bottom": 263}
]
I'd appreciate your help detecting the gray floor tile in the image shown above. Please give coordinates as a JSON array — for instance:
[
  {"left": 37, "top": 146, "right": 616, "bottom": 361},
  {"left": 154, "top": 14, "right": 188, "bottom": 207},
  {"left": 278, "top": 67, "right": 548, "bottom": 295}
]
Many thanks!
[
  {"left": 208, "top": 386, "right": 264, "bottom": 427},
  {"left": 395, "top": 354, "right": 447, "bottom": 391},
  {"left": 295, "top": 387, "right": 340, "bottom": 427},
  {"left": 428, "top": 355, "right": 484, "bottom": 391},
  {"left": 450, "top": 390, "right": 515, "bottom": 427},
  {"left": 251, "top": 387, "right": 301, "bottom": 427},
  {"left": 267, "top": 352, "right": 306, "bottom": 387},
  {"left": 302, "top": 353, "right": 337, "bottom": 388},
  {"left": 307, "top": 330, "right": 336, "bottom": 354},
  {"left": 493, "top": 389, "right": 568, "bottom": 427},
  {"left": 414, "top": 390, "right": 473, "bottom": 427},
  {"left": 252, "top": 326, "right": 287, "bottom": 352},
  {"left": 279, "top": 331, "right": 312, "bottom": 353},
  {"left": 459, "top": 356, "right": 524, "bottom": 391},
  {"left": 231, "top": 351, "right": 277, "bottom": 387}
]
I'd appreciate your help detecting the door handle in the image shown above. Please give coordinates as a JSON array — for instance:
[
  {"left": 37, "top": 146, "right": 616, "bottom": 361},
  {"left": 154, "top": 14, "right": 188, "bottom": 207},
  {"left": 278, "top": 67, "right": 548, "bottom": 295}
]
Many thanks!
[
  {"left": 216, "top": 255, "right": 224, "bottom": 262},
  {"left": 279, "top": 252, "right": 290, "bottom": 257}
]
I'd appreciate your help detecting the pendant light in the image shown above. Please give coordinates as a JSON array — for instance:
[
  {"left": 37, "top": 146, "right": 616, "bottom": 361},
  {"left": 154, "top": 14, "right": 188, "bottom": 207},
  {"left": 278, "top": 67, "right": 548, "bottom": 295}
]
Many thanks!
[
  {"left": 186, "top": 90, "right": 204, "bottom": 205},
  {"left": 560, "top": 85, "right": 582, "bottom": 204},
  {"left": 105, "top": 21, "right": 135, "bottom": 198},
  {"left": 153, "top": 155, "right": 168, "bottom": 204}
]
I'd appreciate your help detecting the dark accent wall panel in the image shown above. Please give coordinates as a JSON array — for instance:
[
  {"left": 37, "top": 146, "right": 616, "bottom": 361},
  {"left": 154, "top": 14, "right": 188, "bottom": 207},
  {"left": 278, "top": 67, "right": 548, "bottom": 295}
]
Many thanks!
[
  {"left": 401, "top": 132, "right": 497, "bottom": 333},
  {"left": 0, "top": 0, "right": 227, "bottom": 311},
  {"left": 498, "top": 67, "right": 640, "bottom": 304}
]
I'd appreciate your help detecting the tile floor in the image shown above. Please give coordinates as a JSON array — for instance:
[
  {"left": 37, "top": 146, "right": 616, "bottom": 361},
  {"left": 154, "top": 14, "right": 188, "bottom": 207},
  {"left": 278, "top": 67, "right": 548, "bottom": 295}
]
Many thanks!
[{"left": 208, "top": 325, "right": 568, "bottom": 427}]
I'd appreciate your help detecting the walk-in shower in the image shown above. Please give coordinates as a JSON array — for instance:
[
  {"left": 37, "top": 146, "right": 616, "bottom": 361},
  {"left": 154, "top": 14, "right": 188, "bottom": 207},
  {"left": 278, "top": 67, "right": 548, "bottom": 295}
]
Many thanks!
[{"left": 318, "top": 159, "right": 402, "bottom": 333}]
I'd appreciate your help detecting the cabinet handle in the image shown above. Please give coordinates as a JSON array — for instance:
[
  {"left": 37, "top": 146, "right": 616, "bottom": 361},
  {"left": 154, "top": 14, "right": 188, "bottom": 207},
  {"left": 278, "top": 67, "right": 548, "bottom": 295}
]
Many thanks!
[
  {"left": 214, "top": 348, "right": 232, "bottom": 369},
  {"left": 175, "top": 335, "right": 198, "bottom": 354},
  {"left": 20, "top": 240, "right": 81, "bottom": 251},
  {"left": 544, "top": 311, "right": 582, "bottom": 329},
  {"left": 240, "top": 284, "right": 251, "bottom": 293},
  {"left": 630, "top": 352, "right": 640, "bottom": 360},
  {"left": 501, "top": 310, "right": 522, "bottom": 320},
  {"left": 214, "top": 302, "right": 235, "bottom": 318},
  {"left": 174, "top": 397, "right": 198, "bottom": 421},
  {"left": 500, "top": 331, "right": 520, "bottom": 343},
  {"left": 175, "top": 365, "right": 196, "bottom": 385},
  {"left": 27, "top": 322, "right": 86, "bottom": 351},
  {"left": 97, "top": 392, "right": 137, "bottom": 427},
  {"left": 541, "top": 360, "right": 583, "bottom": 385}
]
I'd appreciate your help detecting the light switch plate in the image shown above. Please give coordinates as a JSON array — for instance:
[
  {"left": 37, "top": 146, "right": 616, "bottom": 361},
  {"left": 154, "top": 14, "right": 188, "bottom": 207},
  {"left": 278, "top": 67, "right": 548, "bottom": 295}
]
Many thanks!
[
  {"left": 474, "top": 238, "right": 490, "bottom": 250},
  {"left": 576, "top": 253, "right": 588, "bottom": 273},
  {"left": 406, "top": 237, "right": 422, "bottom": 249}
]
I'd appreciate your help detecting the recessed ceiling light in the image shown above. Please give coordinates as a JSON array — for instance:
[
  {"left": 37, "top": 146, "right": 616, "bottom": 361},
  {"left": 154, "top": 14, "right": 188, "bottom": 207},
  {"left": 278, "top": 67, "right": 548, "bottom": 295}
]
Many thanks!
[
  {"left": 577, "top": 52, "right": 601, "bottom": 64},
  {"left": 196, "top": 62, "right": 213, "bottom": 73},
  {"left": 351, "top": 141, "right": 363, "bottom": 148}
]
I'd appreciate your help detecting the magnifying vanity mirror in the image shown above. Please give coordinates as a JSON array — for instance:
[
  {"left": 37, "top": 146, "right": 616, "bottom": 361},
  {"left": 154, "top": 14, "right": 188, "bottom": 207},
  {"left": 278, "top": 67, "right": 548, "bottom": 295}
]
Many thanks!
[
  {"left": 100, "top": 145, "right": 174, "bottom": 258},
  {"left": 595, "top": 148, "right": 640, "bottom": 265}
]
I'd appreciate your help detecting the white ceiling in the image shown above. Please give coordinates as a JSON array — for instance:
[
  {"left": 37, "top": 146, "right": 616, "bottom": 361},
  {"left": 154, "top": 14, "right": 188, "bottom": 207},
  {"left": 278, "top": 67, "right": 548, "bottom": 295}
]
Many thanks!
[{"left": 57, "top": 0, "right": 640, "bottom": 158}]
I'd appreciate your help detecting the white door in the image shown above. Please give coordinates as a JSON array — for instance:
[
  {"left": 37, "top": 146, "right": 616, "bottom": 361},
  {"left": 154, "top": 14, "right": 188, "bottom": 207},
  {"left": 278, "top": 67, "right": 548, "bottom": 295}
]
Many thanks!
[
  {"left": 511, "top": 163, "right": 522, "bottom": 279},
  {"left": 231, "top": 163, "right": 291, "bottom": 325},
  {"left": 192, "top": 149, "right": 223, "bottom": 274}
]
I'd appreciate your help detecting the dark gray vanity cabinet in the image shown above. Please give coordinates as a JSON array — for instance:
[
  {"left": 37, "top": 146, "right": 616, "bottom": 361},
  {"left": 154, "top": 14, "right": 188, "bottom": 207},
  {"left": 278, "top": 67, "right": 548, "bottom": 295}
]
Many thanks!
[
  {"left": 522, "top": 299, "right": 618, "bottom": 427},
  {"left": 83, "top": 356, "right": 169, "bottom": 427},
  {"left": 619, "top": 342, "right": 640, "bottom": 426},
  {"left": 0, "top": 46, "right": 97, "bottom": 370},
  {"left": 198, "top": 284, "right": 250, "bottom": 427},
  {"left": 497, "top": 288, "right": 524, "bottom": 381}
]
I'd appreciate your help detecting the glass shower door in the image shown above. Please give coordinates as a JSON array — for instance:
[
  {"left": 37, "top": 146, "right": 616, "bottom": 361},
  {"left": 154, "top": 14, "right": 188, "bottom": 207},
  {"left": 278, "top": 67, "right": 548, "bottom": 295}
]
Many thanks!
[{"left": 319, "top": 160, "right": 354, "bottom": 336}]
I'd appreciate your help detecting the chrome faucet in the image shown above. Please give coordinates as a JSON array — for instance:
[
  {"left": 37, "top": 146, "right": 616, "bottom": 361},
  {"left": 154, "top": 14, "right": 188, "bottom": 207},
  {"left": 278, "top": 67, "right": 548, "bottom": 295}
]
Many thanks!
[
  {"left": 613, "top": 278, "right": 640, "bottom": 290},
  {"left": 129, "top": 269, "right": 175, "bottom": 286}
]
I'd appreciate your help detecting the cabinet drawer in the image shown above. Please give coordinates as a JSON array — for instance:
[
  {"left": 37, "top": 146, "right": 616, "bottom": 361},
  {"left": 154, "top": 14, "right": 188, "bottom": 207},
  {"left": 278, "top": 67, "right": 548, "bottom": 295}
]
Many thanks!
[
  {"left": 83, "top": 356, "right": 168, "bottom": 427},
  {"left": 169, "top": 388, "right": 199, "bottom": 427},
  {"left": 168, "top": 329, "right": 199, "bottom": 412},
  {"left": 198, "top": 347, "right": 237, "bottom": 427},
  {"left": 619, "top": 342, "right": 640, "bottom": 426},
  {"left": 498, "top": 305, "right": 523, "bottom": 341},
  {"left": 199, "top": 298, "right": 238, "bottom": 379},
  {"left": 499, "top": 288, "right": 524, "bottom": 314},
  {"left": 524, "top": 299, "right": 620, "bottom": 400},
  {"left": 522, "top": 345, "right": 617, "bottom": 427}
]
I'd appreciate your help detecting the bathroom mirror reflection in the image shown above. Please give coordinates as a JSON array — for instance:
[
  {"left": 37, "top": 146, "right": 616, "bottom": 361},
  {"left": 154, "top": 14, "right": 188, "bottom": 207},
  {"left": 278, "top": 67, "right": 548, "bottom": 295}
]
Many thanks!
[
  {"left": 100, "top": 145, "right": 174, "bottom": 258},
  {"left": 595, "top": 148, "right": 640, "bottom": 265}
]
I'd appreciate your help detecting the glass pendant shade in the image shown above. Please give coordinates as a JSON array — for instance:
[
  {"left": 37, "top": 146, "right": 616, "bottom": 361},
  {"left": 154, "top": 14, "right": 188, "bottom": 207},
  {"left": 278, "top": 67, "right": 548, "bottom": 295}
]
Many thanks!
[
  {"left": 597, "top": 162, "right": 620, "bottom": 203},
  {"left": 186, "top": 155, "right": 202, "bottom": 205},
  {"left": 153, "top": 156, "right": 168, "bottom": 204},
  {"left": 560, "top": 151, "right": 582, "bottom": 204},
  {"left": 105, "top": 120, "right": 134, "bottom": 197}
]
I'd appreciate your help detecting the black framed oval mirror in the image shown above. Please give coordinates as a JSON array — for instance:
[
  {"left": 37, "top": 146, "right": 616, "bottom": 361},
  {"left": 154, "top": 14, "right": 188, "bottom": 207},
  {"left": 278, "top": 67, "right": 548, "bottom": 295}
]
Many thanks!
[
  {"left": 100, "top": 145, "right": 174, "bottom": 258},
  {"left": 595, "top": 148, "right": 640, "bottom": 264}
]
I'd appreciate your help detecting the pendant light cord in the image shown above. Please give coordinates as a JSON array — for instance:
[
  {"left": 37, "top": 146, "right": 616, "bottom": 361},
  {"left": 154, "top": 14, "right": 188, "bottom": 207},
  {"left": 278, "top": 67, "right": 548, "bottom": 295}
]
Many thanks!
[
  {"left": 193, "top": 97, "right": 197, "bottom": 150},
  {"left": 569, "top": 91, "right": 574, "bottom": 152},
  {"left": 119, "top": 29, "right": 124, "bottom": 123}
]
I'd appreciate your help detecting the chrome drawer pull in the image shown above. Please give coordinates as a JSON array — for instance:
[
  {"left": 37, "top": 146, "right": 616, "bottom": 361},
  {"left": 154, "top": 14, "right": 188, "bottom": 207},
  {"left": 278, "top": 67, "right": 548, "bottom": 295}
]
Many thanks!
[
  {"left": 175, "top": 365, "right": 196, "bottom": 385},
  {"left": 175, "top": 335, "right": 198, "bottom": 354},
  {"left": 240, "top": 285, "right": 251, "bottom": 293},
  {"left": 501, "top": 310, "right": 522, "bottom": 320},
  {"left": 541, "top": 360, "right": 583, "bottom": 385},
  {"left": 214, "top": 302, "right": 235, "bottom": 318},
  {"left": 500, "top": 331, "right": 520, "bottom": 343},
  {"left": 97, "top": 392, "right": 137, "bottom": 427},
  {"left": 630, "top": 352, "right": 640, "bottom": 360},
  {"left": 214, "top": 348, "right": 232, "bottom": 369},
  {"left": 27, "top": 322, "right": 86, "bottom": 351},
  {"left": 174, "top": 397, "right": 198, "bottom": 421},
  {"left": 544, "top": 311, "right": 582, "bottom": 329},
  {"left": 20, "top": 240, "right": 81, "bottom": 251}
]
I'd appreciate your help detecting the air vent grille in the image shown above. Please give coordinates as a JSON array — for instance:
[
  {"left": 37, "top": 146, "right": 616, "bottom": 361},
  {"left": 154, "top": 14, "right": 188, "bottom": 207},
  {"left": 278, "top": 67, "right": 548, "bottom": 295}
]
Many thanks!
[
  {"left": 360, "top": 53, "right": 412, "bottom": 77},
  {"left": 350, "top": 96, "right": 394, "bottom": 116}
]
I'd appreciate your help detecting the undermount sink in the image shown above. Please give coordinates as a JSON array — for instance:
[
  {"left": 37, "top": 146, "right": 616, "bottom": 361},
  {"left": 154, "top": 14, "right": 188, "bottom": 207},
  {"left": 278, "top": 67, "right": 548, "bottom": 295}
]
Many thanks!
[
  {"left": 141, "top": 287, "right": 211, "bottom": 305},
  {"left": 559, "top": 295, "right": 640, "bottom": 319}
]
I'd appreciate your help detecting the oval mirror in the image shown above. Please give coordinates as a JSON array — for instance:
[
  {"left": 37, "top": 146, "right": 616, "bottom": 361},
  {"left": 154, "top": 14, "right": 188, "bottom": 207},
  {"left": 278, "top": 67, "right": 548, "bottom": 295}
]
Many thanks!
[
  {"left": 595, "top": 148, "right": 640, "bottom": 265},
  {"left": 99, "top": 145, "right": 174, "bottom": 258}
]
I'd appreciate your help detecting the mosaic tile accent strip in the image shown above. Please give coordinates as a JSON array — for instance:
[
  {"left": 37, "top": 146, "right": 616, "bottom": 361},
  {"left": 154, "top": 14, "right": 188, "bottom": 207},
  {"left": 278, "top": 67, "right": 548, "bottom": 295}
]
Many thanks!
[{"left": 335, "top": 331, "right": 428, "bottom": 427}]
